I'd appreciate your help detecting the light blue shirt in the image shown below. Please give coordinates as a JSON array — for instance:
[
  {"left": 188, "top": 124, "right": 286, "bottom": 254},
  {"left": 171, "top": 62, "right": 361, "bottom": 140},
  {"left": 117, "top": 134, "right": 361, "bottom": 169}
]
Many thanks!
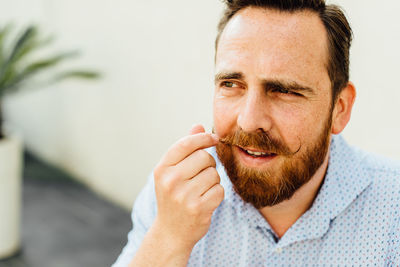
[{"left": 113, "top": 135, "right": 400, "bottom": 266}]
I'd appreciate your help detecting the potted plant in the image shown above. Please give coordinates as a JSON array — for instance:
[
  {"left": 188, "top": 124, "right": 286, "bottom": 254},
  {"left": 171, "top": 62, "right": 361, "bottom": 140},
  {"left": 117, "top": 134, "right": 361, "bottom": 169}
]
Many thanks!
[{"left": 0, "top": 24, "right": 99, "bottom": 259}]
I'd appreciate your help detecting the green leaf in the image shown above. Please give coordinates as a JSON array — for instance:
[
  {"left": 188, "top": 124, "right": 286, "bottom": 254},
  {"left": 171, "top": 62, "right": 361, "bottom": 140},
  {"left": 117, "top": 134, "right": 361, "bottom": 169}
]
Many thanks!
[
  {"left": 0, "top": 51, "right": 79, "bottom": 94},
  {"left": 10, "top": 26, "right": 37, "bottom": 61},
  {"left": 20, "top": 51, "right": 78, "bottom": 75},
  {"left": 0, "top": 24, "right": 100, "bottom": 97},
  {"left": 0, "top": 26, "right": 36, "bottom": 84},
  {"left": 0, "top": 24, "right": 13, "bottom": 67},
  {"left": 14, "top": 34, "right": 55, "bottom": 65},
  {"left": 0, "top": 64, "right": 17, "bottom": 87},
  {"left": 54, "top": 70, "right": 101, "bottom": 81}
]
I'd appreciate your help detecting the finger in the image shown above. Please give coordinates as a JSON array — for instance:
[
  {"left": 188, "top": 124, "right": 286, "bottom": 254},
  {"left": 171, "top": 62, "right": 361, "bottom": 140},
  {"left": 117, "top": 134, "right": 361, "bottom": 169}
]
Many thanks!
[
  {"left": 200, "top": 183, "right": 224, "bottom": 210},
  {"left": 185, "top": 167, "right": 220, "bottom": 198},
  {"left": 189, "top": 124, "right": 205, "bottom": 135},
  {"left": 161, "top": 133, "right": 219, "bottom": 166},
  {"left": 173, "top": 149, "right": 216, "bottom": 180}
]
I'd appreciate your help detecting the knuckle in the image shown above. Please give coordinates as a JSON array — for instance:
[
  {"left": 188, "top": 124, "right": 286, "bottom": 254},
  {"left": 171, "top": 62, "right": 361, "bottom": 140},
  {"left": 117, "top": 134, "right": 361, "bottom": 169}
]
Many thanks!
[
  {"left": 205, "top": 167, "right": 219, "bottom": 181},
  {"left": 170, "top": 167, "right": 183, "bottom": 180},
  {"left": 203, "top": 151, "right": 216, "bottom": 167},
  {"left": 160, "top": 175, "right": 175, "bottom": 193},
  {"left": 204, "top": 133, "right": 215, "bottom": 145},
  {"left": 213, "top": 171, "right": 221, "bottom": 184},
  {"left": 179, "top": 138, "right": 192, "bottom": 151},
  {"left": 173, "top": 191, "right": 186, "bottom": 205},
  {"left": 195, "top": 151, "right": 214, "bottom": 167},
  {"left": 202, "top": 150, "right": 212, "bottom": 162},
  {"left": 209, "top": 155, "right": 217, "bottom": 167},
  {"left": 203, "top": 166, "right": 214, "bottom": 176},
  {"left": 210, "top": 166, "right": 219, "bottom": 176},
  {"left": 215, "top": 184, "right": 225, "bottom": 199},
  {"left": 159, "top": 178, "right": 171, "bottom": 192},
  {"left": 217, "top": 184, "right": 225, "bottom": 199},
  {"left": 194, "top": 149, "right": 208, "bottom": 162}
]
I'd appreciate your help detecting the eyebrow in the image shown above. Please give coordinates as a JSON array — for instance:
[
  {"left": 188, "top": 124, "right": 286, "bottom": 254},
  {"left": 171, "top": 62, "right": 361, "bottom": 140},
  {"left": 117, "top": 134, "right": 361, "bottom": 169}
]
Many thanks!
[
  {"left": 263, "top": 79, "right": 315, "bottom": 95},
  {"left": 214, "top": 71, "right": 315, "bottom": 95},
  {"left": 214, "top": 71, "right": 244, "bottom": 84}
]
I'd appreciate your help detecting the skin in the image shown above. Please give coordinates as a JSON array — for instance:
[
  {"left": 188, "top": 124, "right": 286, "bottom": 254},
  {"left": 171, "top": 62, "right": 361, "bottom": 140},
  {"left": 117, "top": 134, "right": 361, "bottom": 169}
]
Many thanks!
[
  {"left": 129, "top": 124, "right": 224, "bottom": 266},
  {"left": 214, "top": 7, "right": 355, "bottom": 237},
  {"left": 130, "top": 6, "right": 356, "bottom": 266}
]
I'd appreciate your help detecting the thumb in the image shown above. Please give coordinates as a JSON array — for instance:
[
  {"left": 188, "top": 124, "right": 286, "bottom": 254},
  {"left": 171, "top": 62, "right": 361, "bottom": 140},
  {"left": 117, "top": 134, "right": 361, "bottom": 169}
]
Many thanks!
[{"left": 189, "top": 124, "right": 205, "bottom": 135}]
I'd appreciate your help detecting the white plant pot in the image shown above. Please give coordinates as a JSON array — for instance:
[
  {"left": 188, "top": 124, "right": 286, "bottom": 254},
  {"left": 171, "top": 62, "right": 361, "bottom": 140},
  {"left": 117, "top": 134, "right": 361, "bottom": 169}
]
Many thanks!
[{"left": 0, "top": 133, "right": 23, "bottom": 259}]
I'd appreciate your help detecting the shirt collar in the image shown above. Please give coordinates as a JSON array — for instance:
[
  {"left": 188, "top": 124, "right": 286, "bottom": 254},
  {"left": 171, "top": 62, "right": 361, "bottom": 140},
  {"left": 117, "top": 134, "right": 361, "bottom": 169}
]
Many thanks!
[
  {"left": 209, "top": 134, "right": 374, "bottom": 246},
  {"left": 277, "top": 135, "right": 373, "bottom": 247}
]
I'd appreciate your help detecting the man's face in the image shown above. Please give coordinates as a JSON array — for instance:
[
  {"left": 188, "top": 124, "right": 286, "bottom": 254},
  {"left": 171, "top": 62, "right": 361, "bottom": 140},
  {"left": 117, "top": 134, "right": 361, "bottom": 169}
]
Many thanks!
[{"left": 213, "top": 7, "right": 333, "bottom": 208}]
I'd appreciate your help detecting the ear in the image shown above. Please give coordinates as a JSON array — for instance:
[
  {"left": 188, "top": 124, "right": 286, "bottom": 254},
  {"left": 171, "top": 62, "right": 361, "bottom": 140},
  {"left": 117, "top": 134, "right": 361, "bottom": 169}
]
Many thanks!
[{"left": 331, "top": 82, "right": 356, "bottom": 134}]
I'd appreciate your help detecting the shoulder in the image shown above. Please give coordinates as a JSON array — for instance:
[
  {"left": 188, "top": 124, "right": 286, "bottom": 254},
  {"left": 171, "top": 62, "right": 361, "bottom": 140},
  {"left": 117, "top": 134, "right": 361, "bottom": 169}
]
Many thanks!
[
  {"left": 330, "top": 135, "right": 400, "bottom": 212},
  {"left": 332, "top": 138, "right": 400, "bottom": 250},
  {"left": 351, "top": 146, "right": 400, "bottom": 211},
  {"left": 357, "top": 148, "right": 400, "bottom": 189}
]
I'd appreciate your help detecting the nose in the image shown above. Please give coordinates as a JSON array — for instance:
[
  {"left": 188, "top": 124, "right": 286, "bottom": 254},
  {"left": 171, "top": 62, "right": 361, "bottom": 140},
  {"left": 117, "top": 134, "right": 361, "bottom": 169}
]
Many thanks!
[{"left": 237, "top": 89, "right": 272, "bottom": 133}]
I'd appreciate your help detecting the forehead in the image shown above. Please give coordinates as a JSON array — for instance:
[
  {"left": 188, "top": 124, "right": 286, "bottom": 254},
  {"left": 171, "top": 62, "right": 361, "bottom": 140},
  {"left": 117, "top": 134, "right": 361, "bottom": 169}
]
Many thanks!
[{"left": 216, "top": 7, "right": 330, "bottom": 89}]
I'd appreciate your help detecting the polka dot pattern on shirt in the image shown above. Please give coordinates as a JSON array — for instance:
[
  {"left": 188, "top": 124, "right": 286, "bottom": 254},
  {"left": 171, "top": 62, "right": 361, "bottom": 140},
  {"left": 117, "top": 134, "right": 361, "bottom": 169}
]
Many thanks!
[{"left": 113, "top": 135, "right": 400, "bottom": 267}]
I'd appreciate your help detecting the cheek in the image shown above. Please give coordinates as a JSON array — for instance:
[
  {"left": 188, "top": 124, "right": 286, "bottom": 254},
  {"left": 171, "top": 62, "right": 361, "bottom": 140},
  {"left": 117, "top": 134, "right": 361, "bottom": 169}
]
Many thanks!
[
  {"left": 277, "top": 105, "right": 330, "bottom": 147},
  {"left": 213, "top": 98, "right": 237, "bottom": 137},
  {"left": 272, "top": 104, "right": 322, "bottom": 147},
  {"left": 273, "top": 109, "right": 306, "bottom": 145}
]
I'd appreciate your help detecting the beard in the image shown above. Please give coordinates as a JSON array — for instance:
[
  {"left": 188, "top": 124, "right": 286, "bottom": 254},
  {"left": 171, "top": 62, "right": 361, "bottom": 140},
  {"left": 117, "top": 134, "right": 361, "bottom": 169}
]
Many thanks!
[{"left": 215, "top": 116, "right": 332, "bottom": 209}]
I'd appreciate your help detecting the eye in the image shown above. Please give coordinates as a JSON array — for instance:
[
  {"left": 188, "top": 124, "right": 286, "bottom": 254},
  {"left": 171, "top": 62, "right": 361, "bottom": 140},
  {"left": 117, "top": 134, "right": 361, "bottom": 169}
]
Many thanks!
[
  {"left": 277, "top": 88, "right": 290, "bottom": 94},
  {"left": 221, "top": 81, "right": 238, "bottom": 88},
  {"left": 217, "top": 80, "right": 243, "bottom": 97},
  {"left": 273, "top": 88, "right": 302, "bottom": 97}
]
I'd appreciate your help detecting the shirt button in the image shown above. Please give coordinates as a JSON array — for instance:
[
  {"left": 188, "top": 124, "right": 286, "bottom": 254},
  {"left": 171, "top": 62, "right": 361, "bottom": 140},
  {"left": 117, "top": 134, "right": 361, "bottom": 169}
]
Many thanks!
[{"left": 275, "top": 247, "right": 282, "bottom": 254}]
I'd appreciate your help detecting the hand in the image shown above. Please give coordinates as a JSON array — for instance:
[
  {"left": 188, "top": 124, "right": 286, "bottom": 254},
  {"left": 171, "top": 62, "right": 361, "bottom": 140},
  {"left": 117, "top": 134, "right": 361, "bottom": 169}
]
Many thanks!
[{"left": 152, "top": 124, "right": 224, "bottom": 251}]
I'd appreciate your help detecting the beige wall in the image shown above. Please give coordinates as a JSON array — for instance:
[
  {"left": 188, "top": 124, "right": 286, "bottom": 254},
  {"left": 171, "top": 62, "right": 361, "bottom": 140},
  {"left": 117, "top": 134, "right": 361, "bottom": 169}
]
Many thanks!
[
  {"left": 1, "top": 0, "right": 399, "bottom": 209},
  {"left": 335, "top": 0, "right": 400, "bottom": 160}
]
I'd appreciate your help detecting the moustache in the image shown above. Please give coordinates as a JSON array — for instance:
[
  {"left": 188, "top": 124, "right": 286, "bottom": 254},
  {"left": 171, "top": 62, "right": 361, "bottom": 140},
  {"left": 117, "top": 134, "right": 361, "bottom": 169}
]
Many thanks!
[{"left": 218, "top": 129, "right": 298, "bottom": 156}]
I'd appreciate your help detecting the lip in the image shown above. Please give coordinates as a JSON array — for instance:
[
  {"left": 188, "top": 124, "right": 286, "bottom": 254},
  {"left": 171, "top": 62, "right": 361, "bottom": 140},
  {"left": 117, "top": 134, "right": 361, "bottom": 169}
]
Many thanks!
[{"left": 234, "top": 145, "right": 277, "bottom": 168}]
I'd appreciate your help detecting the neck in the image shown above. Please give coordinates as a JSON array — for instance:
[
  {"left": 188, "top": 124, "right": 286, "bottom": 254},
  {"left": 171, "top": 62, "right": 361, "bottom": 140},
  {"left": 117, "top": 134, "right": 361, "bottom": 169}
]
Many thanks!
[{"left": 258, "top": 147, "right": 330, "bottom": 239}]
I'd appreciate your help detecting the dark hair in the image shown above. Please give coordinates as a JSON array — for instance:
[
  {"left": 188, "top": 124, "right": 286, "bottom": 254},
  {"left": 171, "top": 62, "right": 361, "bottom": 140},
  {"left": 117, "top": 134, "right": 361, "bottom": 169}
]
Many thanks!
[{"left": 216, "top": 0, "right": 353, "bottom": 103}]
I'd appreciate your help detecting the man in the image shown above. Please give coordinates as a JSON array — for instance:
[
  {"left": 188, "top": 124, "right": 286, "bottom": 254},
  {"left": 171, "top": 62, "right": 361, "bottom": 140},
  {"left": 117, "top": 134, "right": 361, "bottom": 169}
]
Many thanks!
[{"left": 114, "top": 0, "right": 400, "bottom": 266}]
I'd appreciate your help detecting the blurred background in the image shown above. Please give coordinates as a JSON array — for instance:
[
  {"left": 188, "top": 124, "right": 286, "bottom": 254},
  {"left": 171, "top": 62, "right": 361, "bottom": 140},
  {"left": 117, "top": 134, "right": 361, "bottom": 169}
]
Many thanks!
[{"left": 0, "top": 0, "right": 399, "bottom": 266}]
